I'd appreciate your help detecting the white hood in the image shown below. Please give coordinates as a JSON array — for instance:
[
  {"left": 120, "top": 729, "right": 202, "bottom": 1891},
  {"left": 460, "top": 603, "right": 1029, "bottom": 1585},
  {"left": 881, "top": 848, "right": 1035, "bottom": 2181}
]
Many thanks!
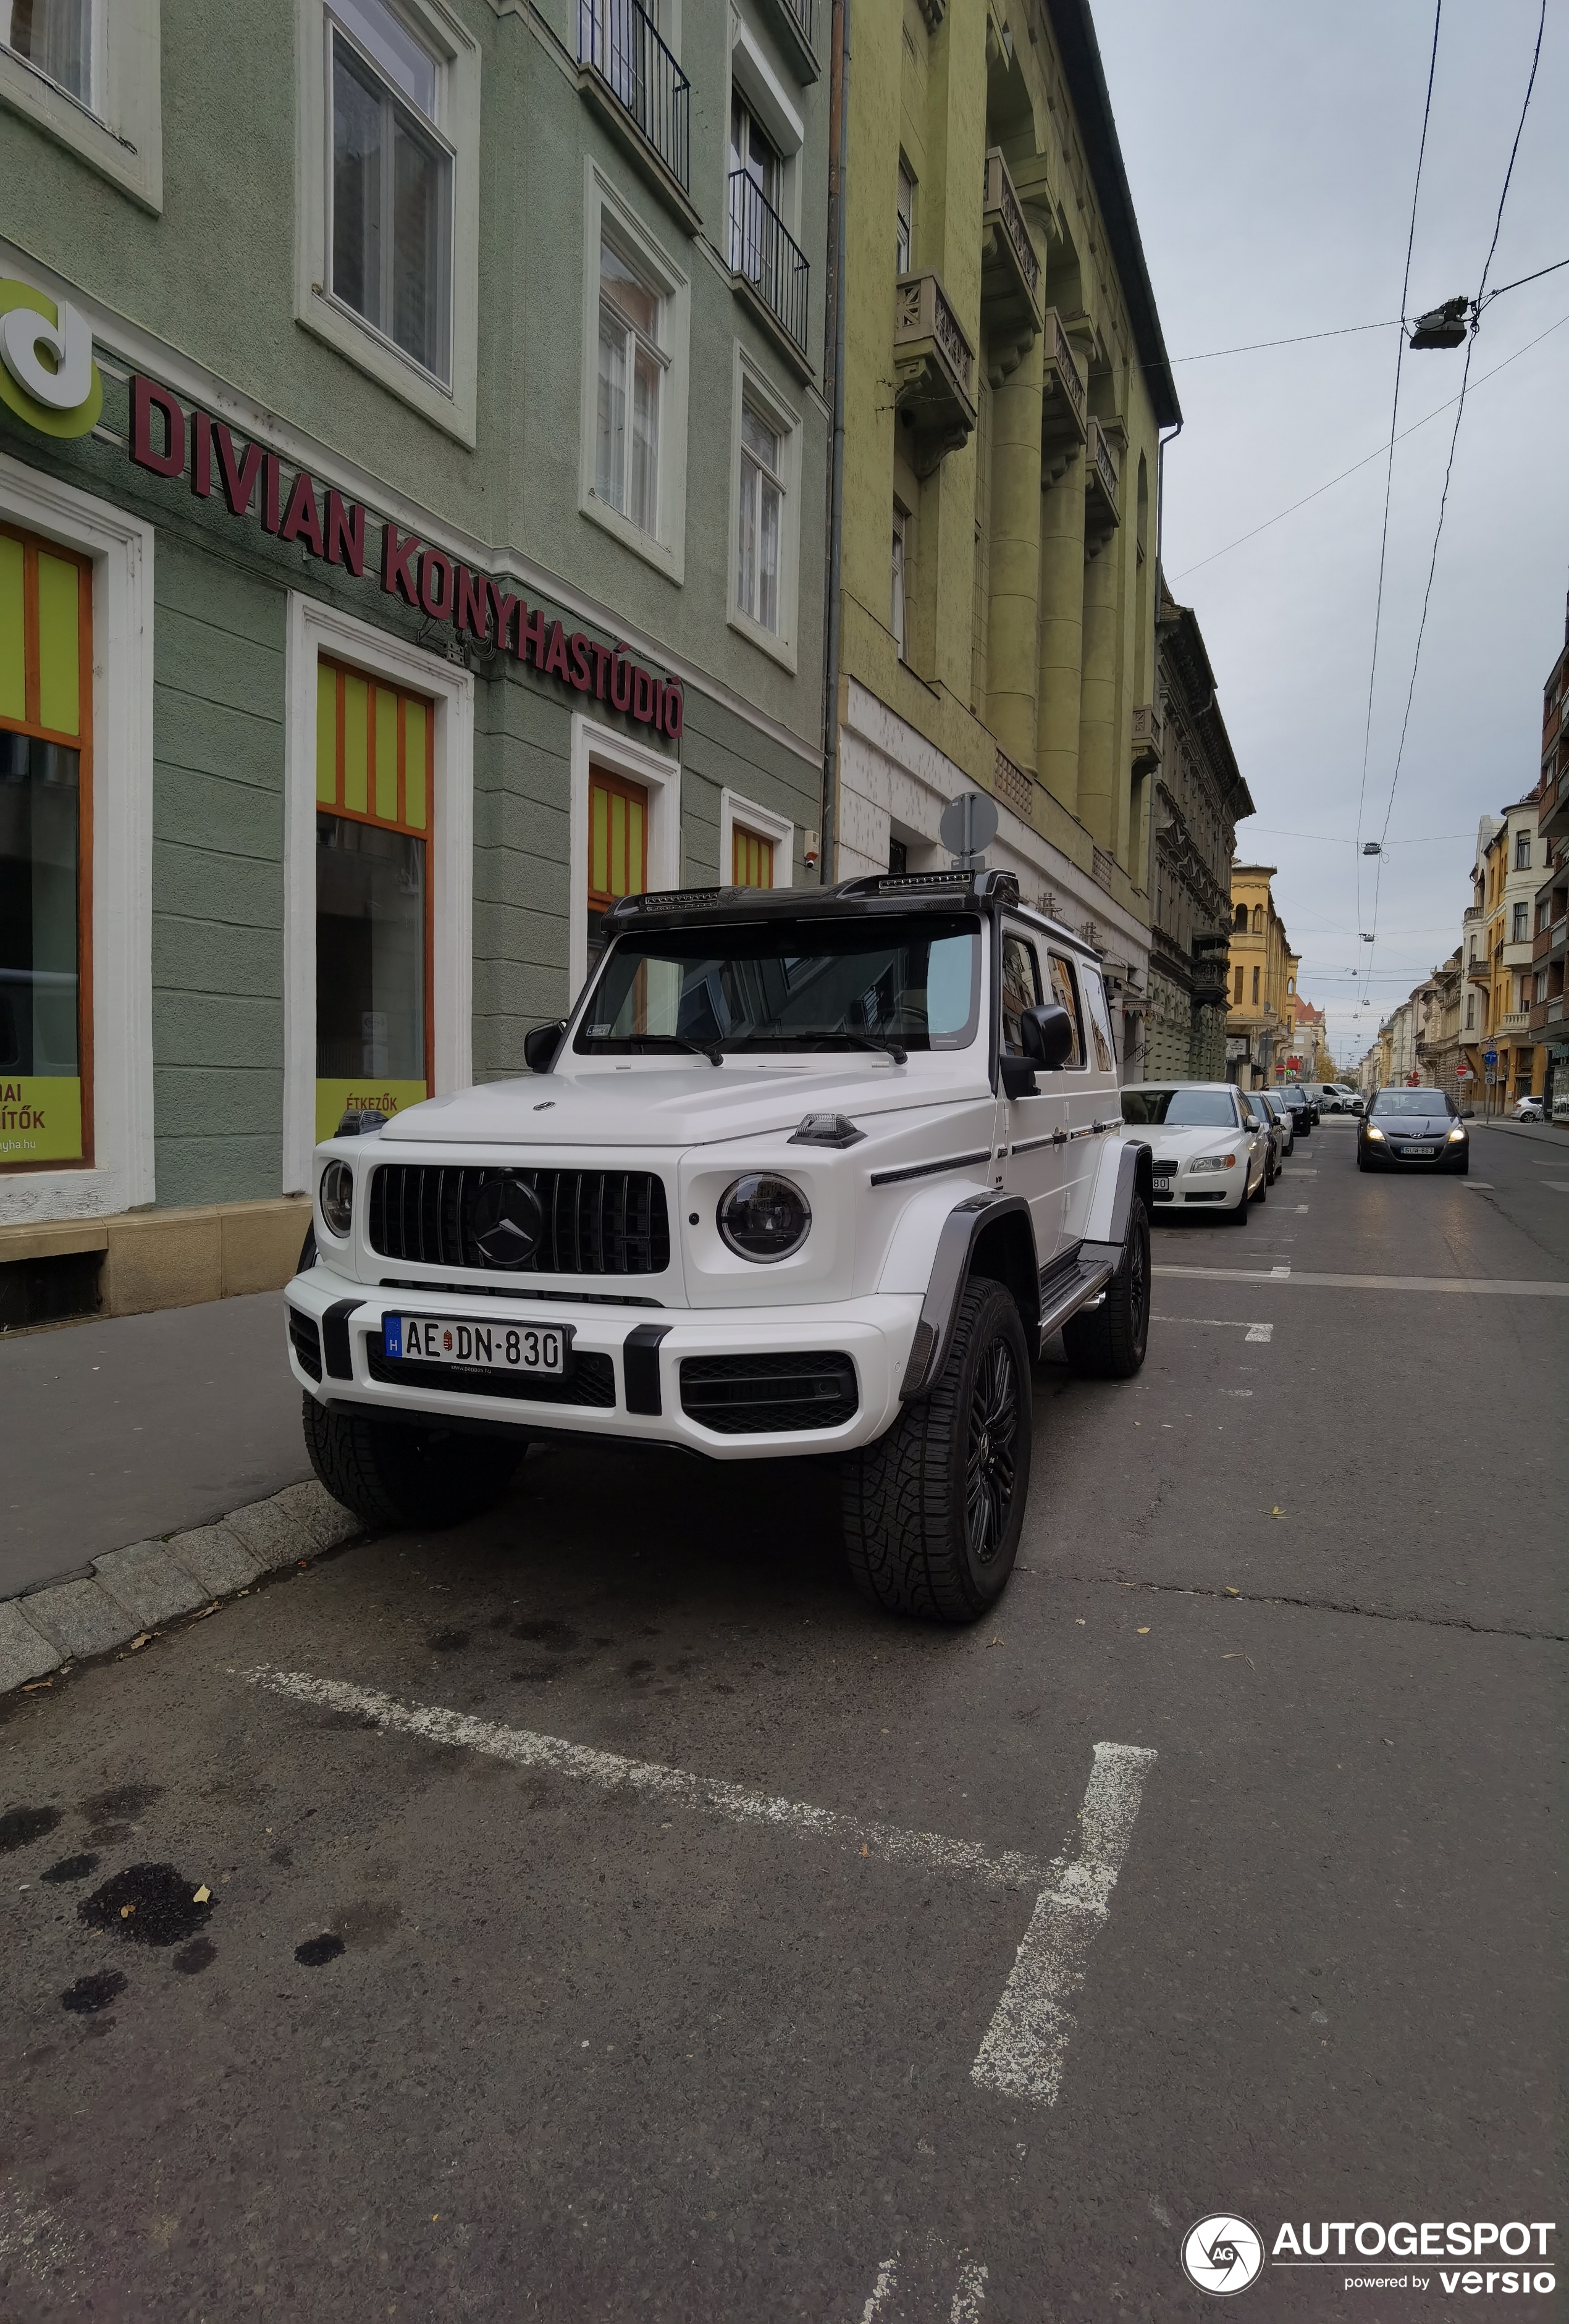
[
  {"left": 378, "top": 1059, "right": 992, "bottom": 1149},
  {"left": 1145, "top": 1123, "right": 1248, "bottom": 1160}
]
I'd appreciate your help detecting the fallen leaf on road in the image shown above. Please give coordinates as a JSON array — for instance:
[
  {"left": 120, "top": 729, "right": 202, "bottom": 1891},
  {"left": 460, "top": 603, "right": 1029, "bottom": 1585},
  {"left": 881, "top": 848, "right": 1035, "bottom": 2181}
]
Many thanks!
[
  {"left": 120, "top": 1903, "right": 136, "bottom": 1919},
  {"left": 192, "top": 1885, "right": 211, "bottom": 1905},
  {"left": 860, "top": 1844, "right": 869, "bottom": 1858},
  {"left": 1224, "top": 1586, "right": 1241, "bottom": 1596},
  {"left": 1137, "top": 1627, "right": 1150, "bottom": 1635},
  {"left": 1270, "top": 1507, "right": 1286, "bottom": 1519},
  {"left": 21, "top": 1680, "right": 52, "bottom": 1693},
  {"left": 986, "top": 1635, "right": 1003, "bottom": 1647},
  {"left": 128, "top": 1634, "right": 151, "bottom": 1651}
]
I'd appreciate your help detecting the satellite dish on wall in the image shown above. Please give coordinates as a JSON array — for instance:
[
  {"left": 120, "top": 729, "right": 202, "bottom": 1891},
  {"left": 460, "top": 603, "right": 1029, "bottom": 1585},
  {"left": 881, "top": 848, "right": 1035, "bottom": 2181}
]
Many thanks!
[{"left": 940, "top": 791, "right": 999, "bottom": 868}]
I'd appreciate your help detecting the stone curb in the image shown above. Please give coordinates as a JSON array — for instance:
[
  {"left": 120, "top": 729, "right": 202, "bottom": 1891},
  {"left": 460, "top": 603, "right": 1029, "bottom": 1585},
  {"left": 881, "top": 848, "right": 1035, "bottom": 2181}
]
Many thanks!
[{"left": 0, "top": 1481, "right": 364, "bottom": 1699}]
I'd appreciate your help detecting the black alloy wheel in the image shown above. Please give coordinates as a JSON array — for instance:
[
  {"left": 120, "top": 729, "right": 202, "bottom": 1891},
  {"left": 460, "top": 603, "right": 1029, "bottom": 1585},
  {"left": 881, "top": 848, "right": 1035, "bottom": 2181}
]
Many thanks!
[{"left": 964, "top": 1336, "right": 1019, "bottom": 1566}]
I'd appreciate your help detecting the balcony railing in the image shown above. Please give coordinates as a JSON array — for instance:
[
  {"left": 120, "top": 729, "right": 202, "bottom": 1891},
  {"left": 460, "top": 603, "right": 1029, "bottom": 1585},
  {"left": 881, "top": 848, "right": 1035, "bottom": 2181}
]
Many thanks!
[
  {"left": 1499, "top": 1010, "right": 1531, "bottom": 1036},
  {"left": 578, "top": 0, "right": 690, "bottom": 195},
  {"left": 728, "top": 172, "right": 809, "bottom": 358},
  {"left": 1132, "top": 704, "right": 1164, "bottom": 771},
  {"left": 893, "top": 271, "right": 977, "bottom": 473},
  {"left": 1040, "top": 308, "right": 1087, "bottom": 455},
  {"left": 993, "top": 745, "right": 1034, "bottom": 821}
]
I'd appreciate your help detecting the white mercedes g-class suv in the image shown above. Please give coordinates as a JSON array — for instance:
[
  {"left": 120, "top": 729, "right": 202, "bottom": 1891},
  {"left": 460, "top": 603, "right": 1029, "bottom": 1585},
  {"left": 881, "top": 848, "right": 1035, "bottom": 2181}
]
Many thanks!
[{"left": 285, "top": 868, "right": 1153, "bottom": 1622}]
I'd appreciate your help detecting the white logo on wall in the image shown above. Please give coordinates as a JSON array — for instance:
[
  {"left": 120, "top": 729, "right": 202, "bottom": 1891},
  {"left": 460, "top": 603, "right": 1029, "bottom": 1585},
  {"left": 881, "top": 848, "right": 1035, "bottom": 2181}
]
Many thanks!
[{"left": 1182, "top": 2216, "right": 1265, "bottom": 2296}]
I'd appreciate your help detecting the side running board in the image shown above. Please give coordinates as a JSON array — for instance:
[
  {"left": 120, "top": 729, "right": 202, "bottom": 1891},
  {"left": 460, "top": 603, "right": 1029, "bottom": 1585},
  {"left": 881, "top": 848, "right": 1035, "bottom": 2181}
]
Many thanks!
[{"left": 1037, "top": 1251, "right": 1115, "bottom": 1353}]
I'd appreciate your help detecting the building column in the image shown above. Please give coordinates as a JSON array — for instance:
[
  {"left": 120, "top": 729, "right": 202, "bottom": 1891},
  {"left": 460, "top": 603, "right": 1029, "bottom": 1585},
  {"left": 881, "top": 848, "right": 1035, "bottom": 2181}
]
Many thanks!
[
  {"left": 1076, "top": 530, "right": 1118, "bottom": 850},
  {"left": 985, "top": 329, "right": 1045, "bottom": 769},
  {"left": 1036, "top": 453, "right": 1085, "bottom": 815}
]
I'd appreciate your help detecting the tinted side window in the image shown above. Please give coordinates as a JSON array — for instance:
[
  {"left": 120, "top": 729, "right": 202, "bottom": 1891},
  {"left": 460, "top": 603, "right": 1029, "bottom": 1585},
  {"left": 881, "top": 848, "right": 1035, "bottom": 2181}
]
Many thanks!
[
  {"left": 1046, "top": 953, "right": 1086, "bottom": 1069},
  {"left": 1000, "top": 931, "right": 1042, "bottom": 1055}
]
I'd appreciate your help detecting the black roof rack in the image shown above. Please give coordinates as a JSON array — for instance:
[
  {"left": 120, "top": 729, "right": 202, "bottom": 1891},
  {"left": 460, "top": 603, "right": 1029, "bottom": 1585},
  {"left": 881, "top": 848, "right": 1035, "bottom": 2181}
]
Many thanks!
[{"left": 601, "top": 867, "right": 1020, "bottom": 929}]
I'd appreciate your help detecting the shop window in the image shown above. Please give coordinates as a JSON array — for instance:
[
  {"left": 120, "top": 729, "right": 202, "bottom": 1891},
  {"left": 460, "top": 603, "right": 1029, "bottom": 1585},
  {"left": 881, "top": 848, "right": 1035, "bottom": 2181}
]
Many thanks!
[
  {"left": 314, "top": 656, "right": 433, "bottom": 1140},
  {"left": 0, "top": 524, "right": 91, "bottom": 1169},
  {"left": 328, "top": 0, "right": 453, "bottom": 384},
  {"left": 3, "top": 0, "right": 90, "bottom": 102},
  {"left": 732, "top": 823, "right": 773, "bottom": 889},
  {"left": 587, "top": 765, "right": 648, "bottom": 960}
]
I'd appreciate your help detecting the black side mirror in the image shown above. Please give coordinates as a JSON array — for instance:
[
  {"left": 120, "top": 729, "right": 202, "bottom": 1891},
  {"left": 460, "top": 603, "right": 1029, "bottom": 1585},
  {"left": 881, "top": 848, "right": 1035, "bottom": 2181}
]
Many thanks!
[
  {"left": 1020, "top": 1003, "right": 1075, "bottom": 1071},
  {"left": 524, "top": 1019, "right": 566, "bottom": 1073}
]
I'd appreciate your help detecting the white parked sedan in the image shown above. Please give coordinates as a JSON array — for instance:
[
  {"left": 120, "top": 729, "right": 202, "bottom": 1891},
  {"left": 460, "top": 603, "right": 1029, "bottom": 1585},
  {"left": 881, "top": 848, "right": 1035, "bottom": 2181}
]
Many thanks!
[{"left": 1119, "top": 1083, "right": 1266, "bottom": 1223}]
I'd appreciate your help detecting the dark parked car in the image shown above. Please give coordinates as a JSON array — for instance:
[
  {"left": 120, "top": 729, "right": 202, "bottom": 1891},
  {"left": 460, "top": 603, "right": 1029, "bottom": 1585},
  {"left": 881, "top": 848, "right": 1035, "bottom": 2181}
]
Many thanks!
[
  {"left": 1280, "top": 1086, "right": 1313, "bottom": 1138},
  {"left": 1357, "top": 1086, "right": 1470, "bottom": 1174}
]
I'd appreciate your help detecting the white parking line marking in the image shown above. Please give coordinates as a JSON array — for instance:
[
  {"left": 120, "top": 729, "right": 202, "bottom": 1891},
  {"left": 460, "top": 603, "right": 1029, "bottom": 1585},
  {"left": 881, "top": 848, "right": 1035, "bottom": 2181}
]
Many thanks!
[
  {"left": 1150, "top": 1315, "right": 1274, "bottom": 1342},
  {"left": 248, "top": 1669, "right": 1052, "bottom": 1888},
  {"left": 1545, "top": 1183, "right": 1569, "bottom": 1194},
  {"left": 1155, "top": 1267, "right": 1569, "bottom": 1294},
  {"left": 971, "top": 1742, "right": 1157, "bottom": 2111},
  {"left": 1295, "top": 1203, "right": 1310, "bottom": 1212}
]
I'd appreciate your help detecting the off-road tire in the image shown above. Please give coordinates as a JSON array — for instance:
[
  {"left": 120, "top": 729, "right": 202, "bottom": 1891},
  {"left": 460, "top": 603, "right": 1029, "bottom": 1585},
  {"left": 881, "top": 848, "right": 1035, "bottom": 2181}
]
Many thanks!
[
  {"left": 842, "top": 1277, "right": 1031, "bottom": 1624},
  {"left": 302, "top": 1393, "right": 521, "bottom": 1530},
  {"left": 1062, "top": 1195, "right": 1151, "bottom": 1381}
]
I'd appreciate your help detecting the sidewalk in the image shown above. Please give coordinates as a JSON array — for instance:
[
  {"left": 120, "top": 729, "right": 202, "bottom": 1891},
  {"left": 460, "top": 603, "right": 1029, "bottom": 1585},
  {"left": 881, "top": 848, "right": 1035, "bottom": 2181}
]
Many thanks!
[
  {"left": 1, "top": 1292, "right": 308, "bottom": 1601},
  {"left": 1468, "top": 1115, "right": 1569, "bottom": 1151}
]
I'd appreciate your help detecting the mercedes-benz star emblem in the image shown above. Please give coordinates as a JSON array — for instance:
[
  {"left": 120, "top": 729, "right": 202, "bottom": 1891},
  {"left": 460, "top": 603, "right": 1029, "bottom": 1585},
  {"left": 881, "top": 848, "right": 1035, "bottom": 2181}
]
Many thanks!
[{"left": 468, "top": 1173, "right": 544, "bottom": 1268}]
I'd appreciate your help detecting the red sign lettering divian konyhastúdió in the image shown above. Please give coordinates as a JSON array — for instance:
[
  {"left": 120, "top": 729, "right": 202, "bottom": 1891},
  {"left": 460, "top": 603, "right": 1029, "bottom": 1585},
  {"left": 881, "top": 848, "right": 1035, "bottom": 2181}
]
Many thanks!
[{"left": 127, "top": 375, "right": 683, "bottom": 740}]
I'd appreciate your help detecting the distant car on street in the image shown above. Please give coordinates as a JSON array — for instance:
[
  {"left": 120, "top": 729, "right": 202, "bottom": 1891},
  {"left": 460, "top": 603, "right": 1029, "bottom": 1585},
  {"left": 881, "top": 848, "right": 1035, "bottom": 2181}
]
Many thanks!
[
  {"left": 1357, "top": 1086, "right": 1470, "bottom": 1175},
  {"left": 1121, "top": 1083, "right": 1266, "bottom": 1222},
  {"left": 1513, "top": 1094, "right": 1544, "bottom": 1121},
  {"left": 1261, "top": 1088, "right": 1295, "bottom": 1157},
  {"left": 1279, "top": 1086, "right": 1314, "bottom": 1136}
]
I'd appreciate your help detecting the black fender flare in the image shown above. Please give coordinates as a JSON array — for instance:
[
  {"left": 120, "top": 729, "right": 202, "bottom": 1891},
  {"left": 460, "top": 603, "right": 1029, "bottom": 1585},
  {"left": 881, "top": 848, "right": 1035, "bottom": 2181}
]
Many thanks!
[{"left": 898, "top": 1191, "right": 1037, "bottom": 1400}]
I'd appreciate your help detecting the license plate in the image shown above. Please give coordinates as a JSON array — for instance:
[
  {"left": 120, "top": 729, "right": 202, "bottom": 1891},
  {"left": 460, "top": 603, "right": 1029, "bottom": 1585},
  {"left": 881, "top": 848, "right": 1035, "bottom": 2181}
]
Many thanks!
[
  {"left": 384, "top": 1316, "right": 567, "bottom": 1375},
  {"left": 1153, "top": 1171, "right": 1174, "bottom": 1185},
  {"left": 1401, "top": 1145, "right": 1436, "bottom": 1157}
]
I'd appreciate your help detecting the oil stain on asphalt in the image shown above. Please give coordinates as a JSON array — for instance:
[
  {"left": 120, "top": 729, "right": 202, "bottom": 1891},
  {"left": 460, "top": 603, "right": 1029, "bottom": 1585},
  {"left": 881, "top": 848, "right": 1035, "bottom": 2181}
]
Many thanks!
[
  {"left": 0, "top": 1804, "right": 64, "bottom": 1853},
  {"left": 42, "top": 1854, "right": 99, "bottom": 1884},
  {"left": 295, "top": 1932, "right": 346, "bottom": 1967},
  {"left": 78, "top": 1866, "right": 216, "bottom": 1948},
  {"left": 61, "top": 1969, "right": 127, "bottom": 2015}
]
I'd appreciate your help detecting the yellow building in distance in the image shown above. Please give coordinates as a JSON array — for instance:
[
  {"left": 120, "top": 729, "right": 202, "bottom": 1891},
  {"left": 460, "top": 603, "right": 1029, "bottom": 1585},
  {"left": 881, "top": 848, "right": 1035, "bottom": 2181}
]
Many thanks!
[
  {"left": 1226, "top": 865, "right": 1299, "bottom": 1087},
  {"left": 825, "top": 0, "right": 1179, "bottom": 1068}
]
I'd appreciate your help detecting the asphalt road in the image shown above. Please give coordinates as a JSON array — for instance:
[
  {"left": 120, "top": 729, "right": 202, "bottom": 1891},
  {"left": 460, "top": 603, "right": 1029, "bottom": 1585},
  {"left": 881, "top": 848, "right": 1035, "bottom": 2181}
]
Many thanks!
[{"left": 1, "top": 1117, "right": 1563, "bottom": 2320}]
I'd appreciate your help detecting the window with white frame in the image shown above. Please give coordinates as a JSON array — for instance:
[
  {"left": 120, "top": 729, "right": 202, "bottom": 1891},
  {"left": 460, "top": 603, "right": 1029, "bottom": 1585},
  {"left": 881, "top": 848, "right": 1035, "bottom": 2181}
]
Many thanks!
[
  {"left": 891, "top": 507, "right": 907, "bottom": 658},
  {"left": 3, "top": 0, "right": 90, "bottom": 102},
  {"left": 1515, "top": 828, "right": 1531, "bottom": 870},
  {"left": 596, "top": 237, "right": 666, "bottom": 537},
  {"left": 1513, "top": 902, "right": 1529, "bottom": 942},
  {"left": 736, "top": 400, "right": 783, "bottom": 634},
  {"left": 327, "top": 0, "right": 453, "bottom": 384}
]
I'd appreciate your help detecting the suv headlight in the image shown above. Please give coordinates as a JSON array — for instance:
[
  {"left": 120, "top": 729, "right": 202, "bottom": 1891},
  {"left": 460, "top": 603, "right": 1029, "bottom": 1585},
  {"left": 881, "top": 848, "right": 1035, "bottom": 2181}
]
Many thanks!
[
  {"left": 319, "top": 1160, "right": 354, "bottom": 1239},
  {"left": 717, "top": 1174, "right": 811, "bottom": 1262},
  {"left": 1189, "top": 1152, "right": 1237, "bottom": 1174}
]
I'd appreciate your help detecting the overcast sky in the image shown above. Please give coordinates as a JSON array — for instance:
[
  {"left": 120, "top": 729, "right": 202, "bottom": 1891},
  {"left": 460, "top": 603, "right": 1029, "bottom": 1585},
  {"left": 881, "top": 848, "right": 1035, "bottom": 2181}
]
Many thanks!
[{"left": 1095, "top": 0, "right": 1569, "bottom": 1068}]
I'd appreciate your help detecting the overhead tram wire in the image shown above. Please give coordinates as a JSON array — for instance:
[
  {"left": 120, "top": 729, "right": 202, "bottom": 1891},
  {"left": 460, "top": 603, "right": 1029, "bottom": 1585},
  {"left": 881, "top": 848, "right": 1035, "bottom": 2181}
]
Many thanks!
[
  {"left": 1166, "top": 311, "right": 1567, "bottom": 584},
  {"left": 1361, "top": 0, "right": 1550, "bottom": 1000},
  {"left": 1157, "top": 258, "right": 1564, "bottom": 372},
  {"left": 1354, "top": 0, "right": 1444, "bottom": 997}
]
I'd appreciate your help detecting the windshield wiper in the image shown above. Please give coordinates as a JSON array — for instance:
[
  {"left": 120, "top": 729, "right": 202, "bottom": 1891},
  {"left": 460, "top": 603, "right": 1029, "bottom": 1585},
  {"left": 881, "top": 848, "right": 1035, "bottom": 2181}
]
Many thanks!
[
  {"left": 827, "top": 1031, "right": 909, "bottom": 1066},
  {"left": 629, "top": 1033, "right": 723, "bottom": 1068}
]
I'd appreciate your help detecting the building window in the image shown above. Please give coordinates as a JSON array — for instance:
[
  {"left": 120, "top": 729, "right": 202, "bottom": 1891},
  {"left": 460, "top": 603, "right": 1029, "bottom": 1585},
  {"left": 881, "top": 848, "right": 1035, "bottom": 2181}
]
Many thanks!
[
  {"left": 314, "top": 657, "right": 433, "bottom": 1139},
  {"left": 730, "top": 89, "right": 781, "bottom": 219},
  {"left": 1234, "top": 965, "right": 1243, "bottom": 1005},
  {"left": 736, "top": 400, "right": 783, "bottom": 634},
  {"left": 1465, "top": 994, "right": 1475, "bottom": 1030},
  {"left": 891, "top": 508, "right": 907, "bottom": 658},
  {"left": 1251, "top": 966, "right": 1260, "bottom": 1005},
  {"left": 595, "top": 235, "right": 667, "bottom": 539},
  {"left": 3, "top": 0, "right": 90, "bottom": 102},
  {"left": 1516, "top": 829, "right": 1531, "bottom": 870},
  {"left": 1251, "top": 905, "right": 1263, "bottom": 934},
  {"left": 328, "top": 0, "right": 453, "bottom": 385},
  {"left": 1512, "top": 902, "right": 1529, "bottom": 942},
  {"left": 587, "top": 765, "right": 648, "bottom": 960},
  {"left": 896, "top": 158, "right": 914, "bottom": 275},
  {"left": 0, "top": 524, "right": 91, "bottom": 1169}
]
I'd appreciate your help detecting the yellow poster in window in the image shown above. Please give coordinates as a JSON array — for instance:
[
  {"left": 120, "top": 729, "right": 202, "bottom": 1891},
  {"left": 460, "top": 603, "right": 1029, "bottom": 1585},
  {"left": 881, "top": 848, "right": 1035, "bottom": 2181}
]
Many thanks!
[
  {"left": 314, "top": 1078, "right": 428, "bottom": 1143},
  {"left": 0, "top": 1077, "right": 83, "bottom": 1162}
]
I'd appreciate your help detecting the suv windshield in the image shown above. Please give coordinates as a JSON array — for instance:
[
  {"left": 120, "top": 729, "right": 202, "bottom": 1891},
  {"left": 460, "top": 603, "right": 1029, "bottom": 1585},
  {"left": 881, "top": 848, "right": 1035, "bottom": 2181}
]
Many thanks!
[
  {"left": 576, "top": 914, "right": 982, "bottom": 1055},
  {"left": 1121, "top": 1088, "right": 1239, "bottom": 1128},
  {"left": 1370, "top": 1088, "right": 1453, "bottom": 1116}
]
